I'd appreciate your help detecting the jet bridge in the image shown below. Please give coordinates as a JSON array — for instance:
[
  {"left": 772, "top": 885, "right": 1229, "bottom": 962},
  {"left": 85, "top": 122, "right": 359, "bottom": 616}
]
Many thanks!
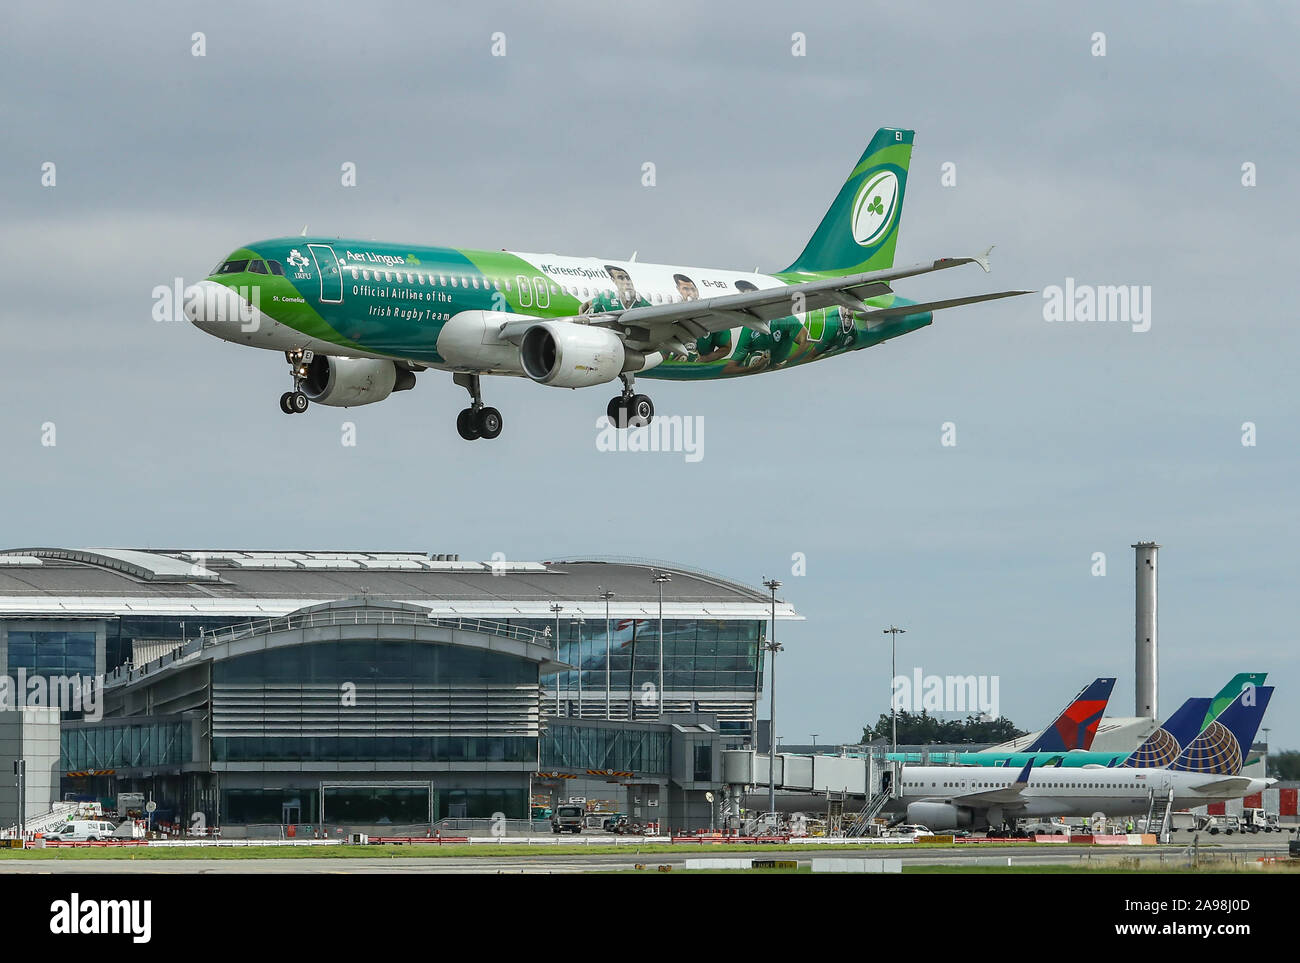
[{"left": 721, "top": 749, "right": 901, "bottom": 828}]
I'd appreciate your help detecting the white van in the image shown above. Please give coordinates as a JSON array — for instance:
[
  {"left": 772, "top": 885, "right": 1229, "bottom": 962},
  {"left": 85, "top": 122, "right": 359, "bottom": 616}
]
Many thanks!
[{"left": 44, "top": 819, "right": 119, "bottom": 842}]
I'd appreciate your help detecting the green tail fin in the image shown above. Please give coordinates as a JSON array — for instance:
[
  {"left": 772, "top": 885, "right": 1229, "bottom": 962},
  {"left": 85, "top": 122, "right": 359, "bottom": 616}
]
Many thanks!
[
  {"left": 781, "top": 127, "right": 914, "bottom": 277},
  {"left": 1203, "top": 673, "right": 1267, "bottom": 730}
]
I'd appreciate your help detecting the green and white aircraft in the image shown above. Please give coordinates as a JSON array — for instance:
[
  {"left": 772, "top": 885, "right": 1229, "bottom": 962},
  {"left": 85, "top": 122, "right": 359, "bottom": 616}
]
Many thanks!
[{"left": 187, "top": 127, "right": 1027, "bottom": 440}]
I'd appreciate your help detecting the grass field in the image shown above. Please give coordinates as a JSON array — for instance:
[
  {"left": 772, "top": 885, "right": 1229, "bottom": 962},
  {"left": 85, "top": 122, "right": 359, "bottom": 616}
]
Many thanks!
[{"left": 0, "top": 841, "right": 913, "bottom": 860}]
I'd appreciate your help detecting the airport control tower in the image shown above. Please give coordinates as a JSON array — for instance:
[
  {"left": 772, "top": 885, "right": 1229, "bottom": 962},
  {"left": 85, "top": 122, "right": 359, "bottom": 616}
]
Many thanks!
[{"left": 1133, "top": 541, "right": 1160, "bottom": 720}]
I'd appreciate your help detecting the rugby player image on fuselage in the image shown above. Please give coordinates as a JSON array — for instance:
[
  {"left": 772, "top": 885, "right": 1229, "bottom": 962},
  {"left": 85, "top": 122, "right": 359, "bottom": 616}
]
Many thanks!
[{"left": 715, "top": 280, "right": 809, "bottom": 376}]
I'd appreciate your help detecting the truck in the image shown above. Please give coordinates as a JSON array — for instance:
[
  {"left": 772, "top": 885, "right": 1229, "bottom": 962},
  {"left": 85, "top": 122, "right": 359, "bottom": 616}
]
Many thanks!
[
  {"left": 550, "top": 804, "right": 585, "bottom": 834},
  {"left": 1241, "top": 808, "right": 1280, "bottom": 833},
  {"left": 1169, "top": 811, "right": 1210, "bottom": 833},
  {"left": 116, "top": 792, "right": 145, "bottom": 819}
]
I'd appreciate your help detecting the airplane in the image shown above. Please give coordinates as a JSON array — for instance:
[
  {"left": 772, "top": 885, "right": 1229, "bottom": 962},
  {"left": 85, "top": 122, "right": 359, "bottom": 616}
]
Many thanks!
[
  {"left": 888, "top": 685, "right": 1274, "bottom": 831},
  {"left": 889, "top": 673, "right": 1266, "bottom": 769},
  {"left": 185, "top": 127, "right": 1029, "bottom": 439}
]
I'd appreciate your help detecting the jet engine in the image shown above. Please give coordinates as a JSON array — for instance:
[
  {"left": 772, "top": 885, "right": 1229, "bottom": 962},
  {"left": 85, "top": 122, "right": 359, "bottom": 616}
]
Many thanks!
[
  {"left": 301, "top": 356, "right": 415, "bottom": 407},
  {"left": 906, "top": 801, "right": 975, "bottom": 831},
  {"left": 519, "top": 321, "right": 625, "bottom": 388}
]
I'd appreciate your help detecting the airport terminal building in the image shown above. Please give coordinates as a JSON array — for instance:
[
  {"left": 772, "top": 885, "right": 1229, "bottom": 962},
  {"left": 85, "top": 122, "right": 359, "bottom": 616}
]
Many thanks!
[{"left": 0, "top": 548, "right": 796, "bottom": 831}]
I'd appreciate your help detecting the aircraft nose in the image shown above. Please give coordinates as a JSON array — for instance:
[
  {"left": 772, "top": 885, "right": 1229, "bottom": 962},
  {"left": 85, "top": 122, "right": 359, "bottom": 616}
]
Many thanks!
[{"left": 185, "top": 280, "right": 258, "bottom": 333}]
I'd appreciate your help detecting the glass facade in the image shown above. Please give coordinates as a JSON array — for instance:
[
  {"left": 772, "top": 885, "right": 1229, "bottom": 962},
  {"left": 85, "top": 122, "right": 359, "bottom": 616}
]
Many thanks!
[
  {"left": 213, "top": 736, "right": 534, "bottom": 763},
  {"left": 530, "top": 618, "right": 764, "bottom": 694},
  {"left": 220, "top": 786, "right": 528, "bottom": 823},
  {"left": 62, "top": 719, "right": 191, "bottom": 771},
  {"left": 210, "top": 641, "right": 540, "bottom": 764},
  {"left": 541, "top": 723, "right": 670, "bottom": 775},
  {"left": 213, "top": 640, "right": 536, "bottom": 685},
  {"left": 7, "top": 629, "right": 96, "bottom": 677}
]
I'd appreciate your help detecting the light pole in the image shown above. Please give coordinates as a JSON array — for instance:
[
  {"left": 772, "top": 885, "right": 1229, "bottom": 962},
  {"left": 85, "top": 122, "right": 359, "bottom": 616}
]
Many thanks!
[
  {"left": 883, "top": 626, "right": 906, "bottom": 753},
  {"left": 653, "top": 572, "right": 672, "bottom": 719},
  {"left": 572, "top": 616, "right": 585, "bottom": 719},
  {"left": 600, "top": 590, "right": 615, "bottom": 720},
  {"left": 761, "top": 578, "right": 781, "bottom": 751},
  {"left": 764, "top": 638, "right": 783, "bottom": 816},
  {"left": 550, "top": 603, "right": 563, "bottom": 715}
]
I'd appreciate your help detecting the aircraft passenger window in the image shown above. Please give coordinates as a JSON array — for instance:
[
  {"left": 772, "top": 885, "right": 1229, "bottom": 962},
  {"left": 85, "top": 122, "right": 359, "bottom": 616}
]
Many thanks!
[
  {"left": 504, "top": 280, "right": 511, "bottom": 291},
  {"left": 351, "top": 269, "right": 359, "bottom": 280},
  {"left": 417, "top": 274, "right": 424, "bottom": 285},
  {"left": 440, "top": 276, "right": 447, "bottom": 286},
  {"left": 268, "top": 260, "right": 285, "bottom": 276},
  {"left": 451, "top": 277, "right": 459, "bottom": 287},
  {"left": 216, "top": 260, "right": 249, "bottom": 274},
  {"left": 472, "top": 278, "right": 480, "bottom": 289},
  {"left": 247, "top": 260, "right": 267, "bottom": 274}
]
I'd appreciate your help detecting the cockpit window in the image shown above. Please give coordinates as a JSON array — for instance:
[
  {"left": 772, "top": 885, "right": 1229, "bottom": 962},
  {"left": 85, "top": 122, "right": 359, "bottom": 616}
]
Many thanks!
[
  {"left": 267, "top": 260, "right": 285, "bottom": 276},
  {"left": 215, "top": 260, "right": 249, "bottom": 275},
  {"left": 247, "top": 260, "right": 268, "bottom": 274}
]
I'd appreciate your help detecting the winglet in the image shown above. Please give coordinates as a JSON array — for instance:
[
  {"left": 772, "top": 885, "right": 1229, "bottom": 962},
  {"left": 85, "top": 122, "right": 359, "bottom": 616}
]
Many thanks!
[
  {"left": 1014, "top": 759, "right": 1034, "bottom": 784},
  {"left": 300, "top": 224, "right": 309, "bottom": 237},
  {"left": 973, "top": 245, "right": 994, "bottom": 274}
]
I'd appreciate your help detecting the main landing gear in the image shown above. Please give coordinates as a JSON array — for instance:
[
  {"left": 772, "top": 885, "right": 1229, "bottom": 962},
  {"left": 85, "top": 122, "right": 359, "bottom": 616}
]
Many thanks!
[
  {"left": 453, "top": 373, "right": 503, "bottom": 441},
  {"left": 280, "top": 349, "right": 312, "bottom": 415},
  {"left": 606, "top": 374, "right": 653, "bottom": 428}
]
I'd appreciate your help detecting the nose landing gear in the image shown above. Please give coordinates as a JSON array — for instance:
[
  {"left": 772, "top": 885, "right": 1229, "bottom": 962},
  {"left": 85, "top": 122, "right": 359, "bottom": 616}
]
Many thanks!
[
  {"left": 606, "top": 374, "right": 653, "bottom": 428},
  {"left": 279, "top": 349, "right": 313, "bottom": 414},
  {"left": 453, "top": 373, "right": 503, "bottom": 441}
]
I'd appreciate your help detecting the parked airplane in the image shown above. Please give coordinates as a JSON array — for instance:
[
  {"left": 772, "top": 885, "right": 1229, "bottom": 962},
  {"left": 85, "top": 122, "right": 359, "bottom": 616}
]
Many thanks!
[
  {"left": 186, "top": 128, "right": 1028, "bottom": 439},
  {"left": 891, "top": 673, "right": 1266, "bottom": 769},
  {"left": 889, "top": 686, "right": 1273, "bottom": 830}
]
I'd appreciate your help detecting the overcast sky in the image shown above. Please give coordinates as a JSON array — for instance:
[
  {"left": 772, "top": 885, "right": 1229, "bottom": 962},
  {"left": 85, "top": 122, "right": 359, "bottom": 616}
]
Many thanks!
[{"left": 2, "top": 2, "right": 1297, "bottom": 749}]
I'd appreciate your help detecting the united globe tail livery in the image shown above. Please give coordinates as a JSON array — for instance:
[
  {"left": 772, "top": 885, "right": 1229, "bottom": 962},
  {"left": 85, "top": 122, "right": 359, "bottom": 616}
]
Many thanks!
[{"left": 186, "top": 128, "right": 1029, "bottom": 439}]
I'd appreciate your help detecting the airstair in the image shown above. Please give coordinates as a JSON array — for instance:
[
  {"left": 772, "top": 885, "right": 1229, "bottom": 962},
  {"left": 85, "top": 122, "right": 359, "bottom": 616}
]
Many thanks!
[
  {"left": 1145, "top": 787, "right": 1175, "bottom": 842},
  {"left": 845, "top": 787, "right": 894, "bottom": 837}
]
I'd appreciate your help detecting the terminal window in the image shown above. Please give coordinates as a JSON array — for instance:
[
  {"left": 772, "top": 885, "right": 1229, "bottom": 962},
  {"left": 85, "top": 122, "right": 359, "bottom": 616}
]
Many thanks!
[{"left": 6, "top": 629, "right": 96, "bottom": 678}]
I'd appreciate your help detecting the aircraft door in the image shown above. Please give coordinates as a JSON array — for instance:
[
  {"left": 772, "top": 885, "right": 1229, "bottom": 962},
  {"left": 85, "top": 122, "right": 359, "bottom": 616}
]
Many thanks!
[{"left": 307, "top": 243, "right": 344, "bottom": 303}]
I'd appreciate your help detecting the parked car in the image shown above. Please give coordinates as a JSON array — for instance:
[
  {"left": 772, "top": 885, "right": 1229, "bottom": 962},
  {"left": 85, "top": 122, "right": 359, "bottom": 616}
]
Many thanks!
[{"left": 889, "top": 824, "right": 934, "bottom": 839}]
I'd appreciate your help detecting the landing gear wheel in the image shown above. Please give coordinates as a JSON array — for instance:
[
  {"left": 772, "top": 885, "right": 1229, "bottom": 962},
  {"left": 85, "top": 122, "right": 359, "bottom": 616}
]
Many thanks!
[
  {"left": 607, "top": 396, "right": 624, "bottom": 426},
  {"left": 476, "top": 407, "right": 503, "bottom": 440},
  {"left": 289, "top": 391, "right": 309, "bottom": 414},
  {"left": 279, "top": 392, "right": 294, "bottom": 414},
  {"left": 456, "top": 408, "right": 481, "bottom": 440},
  {"left": 628, "top": 394, "right": 653, "bottom": 427}
]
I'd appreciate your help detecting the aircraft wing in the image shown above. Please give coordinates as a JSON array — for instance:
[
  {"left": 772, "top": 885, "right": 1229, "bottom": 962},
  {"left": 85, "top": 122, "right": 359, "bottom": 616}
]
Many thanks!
[
  {"left": 496, "top": 251, "right": 1030, "bottom": 350},
  {"left": 949, "top": 760, "right": 1036, "bottom": 806},
  {"left": 1189, "top": 777, "right": 1255, "bottom": 795}
]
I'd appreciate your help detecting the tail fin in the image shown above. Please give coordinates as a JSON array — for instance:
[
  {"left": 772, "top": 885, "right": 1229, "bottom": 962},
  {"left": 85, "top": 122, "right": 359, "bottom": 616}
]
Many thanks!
[
  {"left": 1203, "top": 673, "right": 1267, "bottom": 730},
  {"left": 780, "top": 127, "right": 914, "bottom": 277},
  {"left": 1022, "top": 677, "right": 1117, "bottom": 752},
  {"left": 1119, "top": 697, "right": 1212, "bottom": 768},
  {"left": 1171, "top": 685, "right": 1273, "bottom": 775}
]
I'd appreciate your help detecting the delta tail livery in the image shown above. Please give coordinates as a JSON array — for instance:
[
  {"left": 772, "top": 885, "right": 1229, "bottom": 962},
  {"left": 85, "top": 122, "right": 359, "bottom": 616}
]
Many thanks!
[{"left": 186, "top": 128, "right": 1028, "bottom": 439}]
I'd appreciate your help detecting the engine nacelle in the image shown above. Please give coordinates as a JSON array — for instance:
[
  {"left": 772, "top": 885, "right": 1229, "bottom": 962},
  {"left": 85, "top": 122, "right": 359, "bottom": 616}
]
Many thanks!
[
  {"left": 520, "top": 321, "right": 625, "bottom": 388},
  {"left": 302, "top": 356, "right": 415, "bottom": 407},
  {"left": 906, "top": 801, "right": 974, "bottom": 831}
]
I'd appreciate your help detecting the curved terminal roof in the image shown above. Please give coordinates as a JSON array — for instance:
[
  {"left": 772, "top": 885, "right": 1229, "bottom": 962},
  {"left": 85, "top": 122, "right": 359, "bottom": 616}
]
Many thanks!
[{"left": 0, "top": 548, "right": 799, "bottom": 621}]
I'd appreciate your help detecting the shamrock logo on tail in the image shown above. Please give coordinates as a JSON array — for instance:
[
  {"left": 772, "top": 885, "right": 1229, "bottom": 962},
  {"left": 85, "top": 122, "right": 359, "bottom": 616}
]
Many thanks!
[{"left": 866, "top": 195, "right": 884, "bottom": 216}]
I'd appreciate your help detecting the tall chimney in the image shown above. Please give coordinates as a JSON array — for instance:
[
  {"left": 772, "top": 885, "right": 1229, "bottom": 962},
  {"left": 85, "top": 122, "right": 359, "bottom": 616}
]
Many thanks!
[{"left": 1133, "top": 541, "right": 1160, "bottom": 719}]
